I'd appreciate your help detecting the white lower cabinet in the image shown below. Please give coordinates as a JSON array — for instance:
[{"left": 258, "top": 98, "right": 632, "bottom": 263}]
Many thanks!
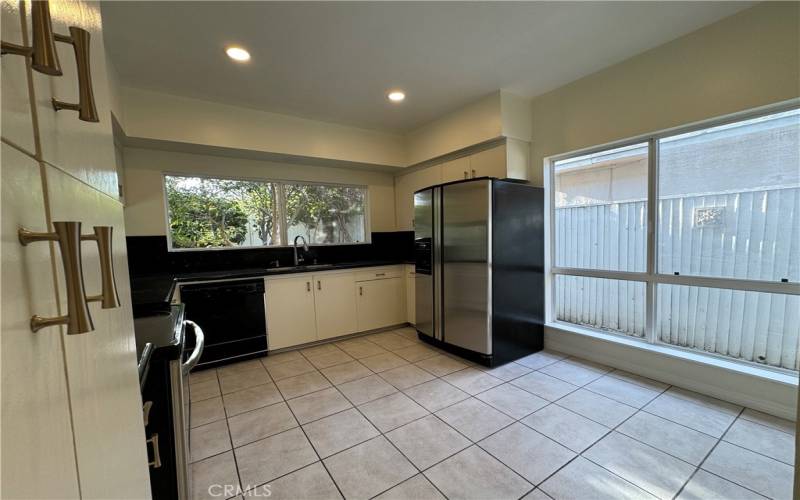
[
  {"left": 266, "top": 267, "right": 405, "bottom": 350},
  {"left": 356, "top": 277, "right": 405, "bottom": 332},
  {"left": 265, "top": 276, "right": 317, "bottom": 350},
  {"left": 314, "top": 273, "right": 357, "bottom": 340}
]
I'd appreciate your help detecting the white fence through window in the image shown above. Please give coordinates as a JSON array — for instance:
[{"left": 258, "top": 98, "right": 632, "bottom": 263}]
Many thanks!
[{"left": 554, "top": 186, "right": 800, "bottom": 371}]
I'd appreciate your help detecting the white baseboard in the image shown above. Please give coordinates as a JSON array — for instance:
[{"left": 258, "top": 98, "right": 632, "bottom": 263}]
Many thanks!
[{"left": 545, "top": 326, "right": 798, "bottom": 421}]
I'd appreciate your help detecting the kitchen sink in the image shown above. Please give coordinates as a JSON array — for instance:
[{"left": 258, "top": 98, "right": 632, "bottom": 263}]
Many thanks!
[{"left": 265, "top": 263, "right": 336, "bottom": 273}]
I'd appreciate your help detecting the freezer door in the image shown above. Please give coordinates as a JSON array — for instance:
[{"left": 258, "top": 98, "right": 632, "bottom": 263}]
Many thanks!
[
  {"left": 442, "top": 180, "right": 492, "bottom": 354},
  {"left": 414, "top": 189, "right": 434, "bottom": 337}
]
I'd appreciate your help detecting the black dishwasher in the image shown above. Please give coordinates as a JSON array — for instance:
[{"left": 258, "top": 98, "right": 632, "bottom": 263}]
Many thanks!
[{"left": 180, "top": 279, "right": 267, "bottom": 368}]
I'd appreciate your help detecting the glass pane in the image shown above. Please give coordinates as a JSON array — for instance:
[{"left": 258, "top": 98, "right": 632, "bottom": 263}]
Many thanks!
[
  {"left": 284, "top": 184, "right": 367, "bottom": 245},
  {"left": 657, "top": 109, "right": 800, "bottom": 282},
  {"left": 657, "top": 284, "right": 799, "bottom": 371},
  {"left": 165, "top": 175, "right": 282, "bottom": 249},
  {"left": 554, "top": 143, "right": 648, "bottom": 272},
  {"left": 554, "top": 275, "right": 646, "bottom": 337}
]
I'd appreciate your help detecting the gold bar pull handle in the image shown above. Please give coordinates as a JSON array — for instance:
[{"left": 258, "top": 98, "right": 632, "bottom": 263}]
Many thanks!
[
  {"left": 52, "top": 27, "right": 98, "bottom": 122},
  {"left": 1, "top": 1, "right": 62, "bottom": 75},
  {"left": 19, "top": 221, "right": 94, "bottom": 334},
  {"left": 82, "top": 226, "right": 120, "bottom": 309}
]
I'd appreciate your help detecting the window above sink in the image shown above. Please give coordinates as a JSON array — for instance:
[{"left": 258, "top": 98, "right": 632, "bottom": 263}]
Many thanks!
[{"left": 163, "top": 174, "right": 369, "bottom": 251}]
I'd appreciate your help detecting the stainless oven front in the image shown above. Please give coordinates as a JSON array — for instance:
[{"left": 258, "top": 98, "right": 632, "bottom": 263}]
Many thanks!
[{"left": 170, "top": 320, "right": 205, "bottom": 500}]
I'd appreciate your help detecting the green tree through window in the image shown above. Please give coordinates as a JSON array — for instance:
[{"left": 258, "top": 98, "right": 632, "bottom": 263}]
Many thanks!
[{"left": 164, "top": 175, "right": 367, "bottom": 249}]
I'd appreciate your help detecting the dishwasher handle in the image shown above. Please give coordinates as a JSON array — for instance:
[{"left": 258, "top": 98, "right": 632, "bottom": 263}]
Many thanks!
[{"left": 182, "top": 320, "right": 205, "bottom": 375}]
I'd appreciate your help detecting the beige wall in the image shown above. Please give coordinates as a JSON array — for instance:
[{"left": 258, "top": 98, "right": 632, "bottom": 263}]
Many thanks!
[
  {"left": 530, "top": 2, "right": 800, "bottom": 186},
  {"left": 120, "top": 87, "right": 407, "bottom": 168},
  {"left": 122, "top": 147, "right": 397, "bottom": 236},
  {"left": 406, "top": 92, "right": 503, "bottom": 165}
]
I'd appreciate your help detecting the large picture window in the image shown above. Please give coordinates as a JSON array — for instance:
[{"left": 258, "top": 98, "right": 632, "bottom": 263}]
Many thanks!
[
  {"left": 548, "top": 105, "right": 800, "bottom": 372},
  {"left": 164, "top": 175, "right": 368, "bottom": 250}
]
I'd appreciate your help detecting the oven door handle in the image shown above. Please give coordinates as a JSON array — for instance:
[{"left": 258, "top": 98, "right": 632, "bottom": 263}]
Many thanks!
[{"left": 182, "top": 320, "right": 205, "bottom": 375}]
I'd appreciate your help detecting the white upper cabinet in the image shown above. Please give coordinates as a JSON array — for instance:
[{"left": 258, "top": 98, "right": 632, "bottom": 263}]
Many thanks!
[
  {"left": 1, "top": 0, "right": 37, "bottom": 154},
  {"left": 266, "top": 276, "right": 317, "bottom": 350},
  {"left": 29, "top": 0, "right": 119, "bottom": 198},
  {"left": 395, "top": 141, "right": 530, "bottom": 231},
  {"left": 469, "top": 144, "right": 507, "bottom": 179},
  {"left": 314, "top": 272, "right": 357, "bottom": 340},
  {"left": 440, "top": 156, "right": 471, "bottom": 183},
  {"left": 395, "top": 164, "right": 442, "bottom": 231}
]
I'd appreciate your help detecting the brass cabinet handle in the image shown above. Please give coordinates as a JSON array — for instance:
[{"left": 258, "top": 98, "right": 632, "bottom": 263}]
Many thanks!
[
  {"left": 463, "top": 171, "right": 468, "bottom": 179},
  {"left": 471, "top": 169, "right": 476, "bottom": 178},
  {"left": 142, "top": 401, "right": 153, "bottom": 427},
  {"left": 317, "top": 280, "right": 321, "bottom": 291},
  {"left": 359, "top": 286, "right": 363, "bottom": 296},
  {"left": 147, "top": 433, "right": 161, "bottom": 469},
  {"left": 19, "top": 221, "right": 94, "bottom": 334},
  {"left": 375, "top": 273, "right": 385, "bottom": 277},
  {"left": 306, "top": 281, "right": 311, "bottom": 292},
  {"left": 81, "top": 226, "right": 120, "bottom": 309},
  {"left": 52, "top": 27, "right": 98, "bottom": 122},
  {"left": 1, "top": 1, "right": 62, "bottom": 75}
]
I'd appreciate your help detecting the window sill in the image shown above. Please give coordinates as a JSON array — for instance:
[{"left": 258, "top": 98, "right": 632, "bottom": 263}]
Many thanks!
[{"left": 545, "top": 321, "right": 798, "bottom": 387}]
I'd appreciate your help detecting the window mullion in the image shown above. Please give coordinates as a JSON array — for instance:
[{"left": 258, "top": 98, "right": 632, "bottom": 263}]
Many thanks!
[
  {"left": 277, "top": 182, "right": 288, "bottom": 246},
  {"left": 646, "top": 138, "right": 658, "bottom": 344}
]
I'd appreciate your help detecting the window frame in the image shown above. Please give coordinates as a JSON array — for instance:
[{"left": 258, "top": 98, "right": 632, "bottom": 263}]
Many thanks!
[
  {"left": 162, "top": 171, "right": 371, "bottom": 252},
  {"left": 544, "top": 99, "right": 800, "bottom": 373}
]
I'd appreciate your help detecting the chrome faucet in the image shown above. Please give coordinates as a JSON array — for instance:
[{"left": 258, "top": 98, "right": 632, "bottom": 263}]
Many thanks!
[{"left": 293, "top": 235, "right": 309, "bottom": 266}]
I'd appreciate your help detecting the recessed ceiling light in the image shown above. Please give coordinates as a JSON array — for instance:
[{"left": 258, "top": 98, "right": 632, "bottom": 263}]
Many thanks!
[
  {"left": 387, "top": 90, "right": 406, "bottom": 102},
  {"left": 226, "top": 46, "right": 251, "bottom": 62}
]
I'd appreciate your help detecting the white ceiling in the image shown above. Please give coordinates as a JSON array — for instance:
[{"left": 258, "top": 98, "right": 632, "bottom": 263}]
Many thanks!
[{"left": 101, "top": 1, "right": 752, "bottom": 133}]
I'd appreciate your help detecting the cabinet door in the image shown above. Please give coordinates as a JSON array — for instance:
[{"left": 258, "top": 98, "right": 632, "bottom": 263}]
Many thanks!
[
  {"left": 314, "top": 273, "right": 357, "bottom": 340},
  {"left": 405, "top": 266, "right": 416, "bottom": 324},
  {"left": 469, "top": 145, "right": 507, "bottom": 179},
  {"left": 440, "top": 156, "right": 470, "bottom": 183},
  {"left": 1, "top": 0, "right": 37, "bottom": 154},
  {"left": 1, "top": 145, "right": 80, "bottom": 499},
  {"left": 29, "top": 0, "right": 120, "bottom": 198},
  {"left": 44, "top": 163, "right": 151, "bottom": 499},
  {"left": 395, "top": 165, "right": 442, "bottom": 231},
  {"left": 356, "top": 278, "right": 405, "bottom": 332},
  {"left": 266, "top": 277, "right": 317, "bottom": 349}
]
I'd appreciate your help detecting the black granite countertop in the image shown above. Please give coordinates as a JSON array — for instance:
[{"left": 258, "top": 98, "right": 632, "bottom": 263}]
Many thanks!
[{"left": 131, "top": 260, "right": 415, "bottom": 316}]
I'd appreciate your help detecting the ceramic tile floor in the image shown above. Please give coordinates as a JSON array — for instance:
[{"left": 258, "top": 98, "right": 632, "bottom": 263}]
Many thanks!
[{"left": 188, "top": 327, "right": 796, "bottom": 500}]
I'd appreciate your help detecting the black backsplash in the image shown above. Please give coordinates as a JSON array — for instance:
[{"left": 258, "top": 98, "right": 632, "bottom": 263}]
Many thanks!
[{"left": 126, "top": 232, "right": 415, "bottom": 277}]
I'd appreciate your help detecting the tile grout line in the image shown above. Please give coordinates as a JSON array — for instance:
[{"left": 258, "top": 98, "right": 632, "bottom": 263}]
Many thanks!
[
  {"left": 734, "top": 413, "right": 796, "bottom": 437},
  {"left": 565, "top": 383, "right": 681, "bottom": 499},
  {"left": 192, "top": 346, "right": 782, "bottom": 500},
  {"left": 718, "top": 438, "right": 796, "bottom": 467},
  {"left": 190, "top": 345, "right": 495, "bottom": 497},
  {"left": 194, "top": 350, "right": 621, "bottom": 491},
  {"left": 276, "top": 382, "right": 348, "bottom": 500},
  {"left": 671, "top": 405, "right": 745, "bottom": 499},
  {"left": 309, "top": 347, "right": 444, "bottom": 497},
  {"left": 468, "top": 363, "right": 645, "bottom": 493},
  {"left": 228, "top": 364, "right": 274, "bottom": 494}
]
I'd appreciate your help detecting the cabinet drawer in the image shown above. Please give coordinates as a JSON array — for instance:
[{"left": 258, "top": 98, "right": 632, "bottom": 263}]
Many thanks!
[{"left": 354, "top": 266, "right": 403, "bottom": 282}]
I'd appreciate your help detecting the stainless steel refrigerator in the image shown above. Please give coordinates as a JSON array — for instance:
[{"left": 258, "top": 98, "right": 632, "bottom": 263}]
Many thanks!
[{"left": 414, "top": 178, "right": 544, "bottom": 366}]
